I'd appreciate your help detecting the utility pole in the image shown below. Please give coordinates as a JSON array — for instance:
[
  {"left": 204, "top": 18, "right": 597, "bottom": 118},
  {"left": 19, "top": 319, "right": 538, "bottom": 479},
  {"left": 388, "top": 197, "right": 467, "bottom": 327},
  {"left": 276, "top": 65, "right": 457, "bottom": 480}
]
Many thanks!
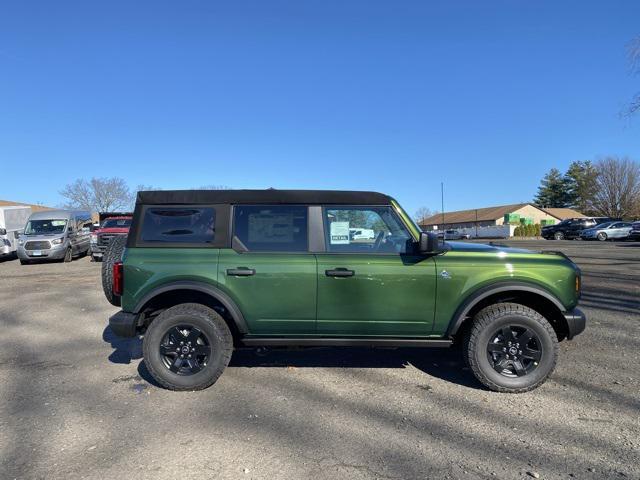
[{"left": 441, "top": 182, "right": 445, "bottom": 231}]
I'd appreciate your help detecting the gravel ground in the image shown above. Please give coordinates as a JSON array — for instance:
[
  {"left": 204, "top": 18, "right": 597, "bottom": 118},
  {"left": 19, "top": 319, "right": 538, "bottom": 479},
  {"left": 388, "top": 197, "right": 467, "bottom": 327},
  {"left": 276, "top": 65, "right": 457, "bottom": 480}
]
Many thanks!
[{"left": 1, "top": 240, "right": 639, "bottom": 480}]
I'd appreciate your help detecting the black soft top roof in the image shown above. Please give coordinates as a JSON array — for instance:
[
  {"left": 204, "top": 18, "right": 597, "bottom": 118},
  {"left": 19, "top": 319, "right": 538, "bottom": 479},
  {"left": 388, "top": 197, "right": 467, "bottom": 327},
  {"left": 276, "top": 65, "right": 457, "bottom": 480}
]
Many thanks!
[{"left": 136, "top": 189, "right": 392, "bottom": 206}]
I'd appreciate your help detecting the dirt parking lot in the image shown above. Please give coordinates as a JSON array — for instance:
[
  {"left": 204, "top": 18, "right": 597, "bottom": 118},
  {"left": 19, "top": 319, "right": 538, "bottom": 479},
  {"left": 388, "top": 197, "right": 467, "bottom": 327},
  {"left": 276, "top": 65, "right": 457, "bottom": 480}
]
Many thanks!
[{"left": 1, "top": 240, "right": 639, "bottom": 480}]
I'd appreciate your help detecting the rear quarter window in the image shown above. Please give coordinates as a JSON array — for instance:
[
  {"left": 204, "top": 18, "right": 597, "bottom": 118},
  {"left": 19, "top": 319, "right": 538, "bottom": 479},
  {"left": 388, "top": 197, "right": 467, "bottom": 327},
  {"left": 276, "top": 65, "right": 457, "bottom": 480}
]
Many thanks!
[{"left": 141, "top": 207, "right": 216, "bottom": 244}]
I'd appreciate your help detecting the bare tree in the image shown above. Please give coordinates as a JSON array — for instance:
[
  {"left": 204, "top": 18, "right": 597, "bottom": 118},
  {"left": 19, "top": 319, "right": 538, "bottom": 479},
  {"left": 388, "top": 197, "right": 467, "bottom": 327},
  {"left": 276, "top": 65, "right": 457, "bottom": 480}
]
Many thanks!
[
  {"left": 623, "top": 36, "right": 640, "bottom": 117},
  {"left": 60, "top": 177, "right": 133, "bottom": 212},
  {"left": 592, "top": 156, "right": 640, "bottom": 219},
  {"left": 414, "top": 207, "right": 437, "bottom": 225}
]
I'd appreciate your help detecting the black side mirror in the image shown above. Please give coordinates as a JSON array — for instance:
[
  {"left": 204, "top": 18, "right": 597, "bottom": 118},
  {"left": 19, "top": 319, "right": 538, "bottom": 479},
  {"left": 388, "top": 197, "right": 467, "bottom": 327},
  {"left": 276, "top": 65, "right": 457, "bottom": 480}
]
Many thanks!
[
  {"left": 0, "top": 228, "right": 6, "bottom": 236},
  {"left": 418, "top": 231, "right": 440, "bottom": 254}
]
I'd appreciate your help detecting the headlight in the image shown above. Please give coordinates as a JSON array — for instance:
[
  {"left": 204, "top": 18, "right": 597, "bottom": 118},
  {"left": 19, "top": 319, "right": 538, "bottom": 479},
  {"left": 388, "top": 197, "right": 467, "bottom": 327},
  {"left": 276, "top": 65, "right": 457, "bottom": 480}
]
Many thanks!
[
  {"left": 51, "top": 238, "right": 64, "bottom": 245},
  {"left": 90, "top": 234, "right": 98, "bottom": 244},
  {"left": 18, "top": 239, "right": 24, "bottom": 245}
]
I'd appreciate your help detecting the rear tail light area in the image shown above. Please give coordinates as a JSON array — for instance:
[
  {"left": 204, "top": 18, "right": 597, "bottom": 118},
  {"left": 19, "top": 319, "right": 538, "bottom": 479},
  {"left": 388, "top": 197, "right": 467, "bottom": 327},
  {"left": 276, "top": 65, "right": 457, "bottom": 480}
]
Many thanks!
[{"left": 113, "top": 261, "right": 123, "bottom": 296}]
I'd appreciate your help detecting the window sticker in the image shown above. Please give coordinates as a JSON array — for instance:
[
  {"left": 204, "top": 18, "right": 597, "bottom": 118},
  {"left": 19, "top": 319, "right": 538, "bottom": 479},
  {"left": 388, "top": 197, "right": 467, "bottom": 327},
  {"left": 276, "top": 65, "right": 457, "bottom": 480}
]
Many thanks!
[{"left": 330, "top": 221, "right": 350, "bottom": 244}]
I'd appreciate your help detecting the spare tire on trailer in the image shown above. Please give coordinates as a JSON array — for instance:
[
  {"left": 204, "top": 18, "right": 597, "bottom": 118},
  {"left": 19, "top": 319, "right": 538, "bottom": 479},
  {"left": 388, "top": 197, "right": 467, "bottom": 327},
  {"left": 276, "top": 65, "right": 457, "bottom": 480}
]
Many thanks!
[{"left": 102, "top": 235, "right": 127, "bottom": 307}]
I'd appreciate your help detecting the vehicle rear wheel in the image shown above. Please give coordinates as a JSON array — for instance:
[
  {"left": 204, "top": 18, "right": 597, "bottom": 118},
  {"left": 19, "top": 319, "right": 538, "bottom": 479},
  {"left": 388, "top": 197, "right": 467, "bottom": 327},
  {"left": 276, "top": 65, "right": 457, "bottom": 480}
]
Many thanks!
[
  {"left": 101, "top": 235, "right": 127, "bottom": 306},
  {"left": 597, "top": 232, "right": 607, "bottom": 241},
  {"left": 464, "top": 302, "right": 558, "bottom": 393},
  {"left": 142, "top": 303, "right": 233, "bottom": 391},
  {"left": 553, "top": 231, "right": 564, "bottom": 240}
]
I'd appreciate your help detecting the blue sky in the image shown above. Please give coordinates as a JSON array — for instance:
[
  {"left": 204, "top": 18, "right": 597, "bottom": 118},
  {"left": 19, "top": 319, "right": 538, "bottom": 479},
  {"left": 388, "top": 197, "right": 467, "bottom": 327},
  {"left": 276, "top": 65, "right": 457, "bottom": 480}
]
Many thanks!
[{"left": 1, "top": 1, "right": 638, "bottom": 216}]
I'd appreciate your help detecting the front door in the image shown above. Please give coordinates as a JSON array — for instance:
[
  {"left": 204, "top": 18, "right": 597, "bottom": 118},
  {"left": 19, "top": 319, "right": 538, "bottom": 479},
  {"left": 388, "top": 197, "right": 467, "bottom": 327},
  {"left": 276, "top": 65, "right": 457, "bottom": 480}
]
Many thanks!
[
  {"left": 316, "top": 206, "right": 437, "bottom": 336},
  {"left": 218, "top": 205, "right": 317, "bottom": 335}
]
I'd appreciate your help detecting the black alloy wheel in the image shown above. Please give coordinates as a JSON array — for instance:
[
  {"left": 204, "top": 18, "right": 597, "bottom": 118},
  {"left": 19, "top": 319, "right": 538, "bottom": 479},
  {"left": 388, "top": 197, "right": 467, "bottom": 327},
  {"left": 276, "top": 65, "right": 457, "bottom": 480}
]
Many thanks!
[
  {"left": 159, "top": 325, "right": 212, "bottom": 375},
  {"left": 486, "top": 325, "right": 542, "bottom": 378},
  {"left": 142, "top": 303, "right": 233, "bottom": 391}
]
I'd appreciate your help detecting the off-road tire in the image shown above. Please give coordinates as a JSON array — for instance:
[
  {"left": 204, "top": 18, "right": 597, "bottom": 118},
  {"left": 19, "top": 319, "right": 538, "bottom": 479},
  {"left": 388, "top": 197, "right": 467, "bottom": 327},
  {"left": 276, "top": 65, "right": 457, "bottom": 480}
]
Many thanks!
[
  {"left": 101, "top": 235, "right": 127, "bottom": 307},
  {"left": 143, "top": 303, "right": 233, "bottom": 391},
  {"left": 464, "top": 302, "right": 558, "bottom": 393}
]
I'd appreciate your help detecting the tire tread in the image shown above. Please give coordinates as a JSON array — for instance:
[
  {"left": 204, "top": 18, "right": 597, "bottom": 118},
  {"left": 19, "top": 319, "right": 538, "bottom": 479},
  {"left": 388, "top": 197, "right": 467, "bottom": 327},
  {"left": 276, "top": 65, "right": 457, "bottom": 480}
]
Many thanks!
[{"left": 101, "top": 235, "right": 127, "bottom": 306}]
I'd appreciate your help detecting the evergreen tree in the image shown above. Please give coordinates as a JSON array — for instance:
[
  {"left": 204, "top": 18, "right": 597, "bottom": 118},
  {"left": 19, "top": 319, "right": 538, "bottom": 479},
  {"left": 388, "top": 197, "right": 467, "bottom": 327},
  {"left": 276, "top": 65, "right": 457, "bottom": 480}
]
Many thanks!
[
  {"left": 564, "top": 161, "right": 599, "bottom": 215},
  {"left": 533, "top": 168, "right": 571, "bottom": 207}
]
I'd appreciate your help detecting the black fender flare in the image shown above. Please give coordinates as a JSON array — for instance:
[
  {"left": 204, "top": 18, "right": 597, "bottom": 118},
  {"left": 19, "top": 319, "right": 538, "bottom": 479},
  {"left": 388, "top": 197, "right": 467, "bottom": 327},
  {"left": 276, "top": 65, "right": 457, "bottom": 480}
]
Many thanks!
[
  {"left": 133, "top": 281, "right": 249, "bottom": 334},
  {"left": 445, "top": 281, "right": 568, "bottom": 337}
]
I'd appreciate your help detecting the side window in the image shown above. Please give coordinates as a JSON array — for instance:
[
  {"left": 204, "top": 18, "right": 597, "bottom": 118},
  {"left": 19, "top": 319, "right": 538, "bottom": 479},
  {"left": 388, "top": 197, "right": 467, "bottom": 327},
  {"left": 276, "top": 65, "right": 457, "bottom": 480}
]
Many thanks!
[
  {"left": 234, "top": 205, "right": 308, "bottom": 252},
  {"left": 324, "top": 206, "right": 412, "bottom": 254},
  {"left": 141, "top": 207, "right": 216, "bottom": 243}
]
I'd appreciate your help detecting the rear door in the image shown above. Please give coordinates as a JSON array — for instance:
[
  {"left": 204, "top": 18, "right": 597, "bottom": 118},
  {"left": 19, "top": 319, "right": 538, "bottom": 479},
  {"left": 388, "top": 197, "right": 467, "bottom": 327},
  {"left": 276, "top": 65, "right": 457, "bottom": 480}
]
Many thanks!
[
  {"left": 315, "top": 205, "right": 436, "bottom": 336},
  {"left": 610, "top": 222, "right": 632, "bottom": 239},
  {"left": 567, "top": 219, "right": 586, "bottom": 238},
  {"left": 217, "top": 205, "right": 317, "bottom": 335}
]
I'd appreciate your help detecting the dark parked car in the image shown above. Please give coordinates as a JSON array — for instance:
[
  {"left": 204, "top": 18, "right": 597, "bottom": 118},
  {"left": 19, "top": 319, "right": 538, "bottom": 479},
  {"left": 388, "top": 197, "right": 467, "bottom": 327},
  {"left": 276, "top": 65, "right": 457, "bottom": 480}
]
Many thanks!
[
  {"left": 541, "top": 217, "right": 614, "bottom": 240},
  {"left": 630, "top": 221, "right": 640, "bottom": 241}
]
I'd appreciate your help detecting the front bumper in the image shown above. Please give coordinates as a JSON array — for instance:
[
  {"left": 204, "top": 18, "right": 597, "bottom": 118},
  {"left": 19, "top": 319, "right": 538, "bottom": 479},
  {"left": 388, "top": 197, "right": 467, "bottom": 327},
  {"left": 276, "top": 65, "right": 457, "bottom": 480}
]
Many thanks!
[
  {"left": 563, "top": 308, "right": 586, "bottom": 339},
  {"left": 90, "top": 244, "right": 106, "bottom": 256},
  {"left": 17, "top": 243, "right": 68, "bottom": 260},
  {"left": 109, "top": 311, "right": 141, "bottom": 338}
]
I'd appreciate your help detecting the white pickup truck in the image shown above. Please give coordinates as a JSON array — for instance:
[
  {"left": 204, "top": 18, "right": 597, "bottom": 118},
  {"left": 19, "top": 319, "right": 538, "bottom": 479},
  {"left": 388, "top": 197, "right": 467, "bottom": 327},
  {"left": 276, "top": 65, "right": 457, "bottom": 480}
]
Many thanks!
[{"left": 0, "top": 206, "right": 31, "bottom": 259}]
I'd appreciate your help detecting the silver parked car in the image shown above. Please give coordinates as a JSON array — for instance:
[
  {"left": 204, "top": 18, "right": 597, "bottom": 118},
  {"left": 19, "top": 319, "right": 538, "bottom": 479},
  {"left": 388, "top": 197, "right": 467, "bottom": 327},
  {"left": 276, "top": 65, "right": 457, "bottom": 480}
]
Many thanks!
[
  {"left": 17, "top": 210, "right": 93, "bottom": 264},
  {"left": 437, "top": 229, "right": 471, "bottom": 240},
  {"left": 579, "top": 221, "right": 633, "bottom": 241}
]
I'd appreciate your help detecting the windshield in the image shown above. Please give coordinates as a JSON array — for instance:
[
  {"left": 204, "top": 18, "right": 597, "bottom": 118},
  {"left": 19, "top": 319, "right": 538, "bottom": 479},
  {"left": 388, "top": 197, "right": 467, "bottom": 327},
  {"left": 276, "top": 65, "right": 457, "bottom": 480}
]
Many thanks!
[
  {"left": 594, "top": 222, "right": 613, "bottom": 229},
  {"left": 24, "top": 219, "right": 68, "bottom": 235},
  {"left": 102, "top": 218, "right": 132, "bottom": 228}
]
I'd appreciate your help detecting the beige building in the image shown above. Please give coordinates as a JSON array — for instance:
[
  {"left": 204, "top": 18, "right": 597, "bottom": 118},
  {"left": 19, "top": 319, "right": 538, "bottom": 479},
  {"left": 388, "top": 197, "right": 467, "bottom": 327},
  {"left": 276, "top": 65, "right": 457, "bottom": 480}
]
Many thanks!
[
  {"left": 0, "top": 200, "right": 52, "bottom": 212},
  {"left": 419, "top": 203, "right": 585, "bottom": 231}
]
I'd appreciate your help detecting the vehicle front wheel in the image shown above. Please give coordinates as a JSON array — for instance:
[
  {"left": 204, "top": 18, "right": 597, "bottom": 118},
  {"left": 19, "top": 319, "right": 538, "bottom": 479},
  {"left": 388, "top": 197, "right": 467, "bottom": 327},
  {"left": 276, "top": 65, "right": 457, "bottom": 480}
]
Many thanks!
[
  {"left": 142, "top": 303, "right": 233, "bottom": 391},
  {"left": 464, "top": 303, "right": 558, "bottom": 393},
  {"left": 553, "top": 232, "right": 564, "bottom": 240},
  {"left": 597, "top": 232, "right": 607, "bottom": 241},
  {"left": 63, "top": 247, "right": 73, "bottom": 263}
]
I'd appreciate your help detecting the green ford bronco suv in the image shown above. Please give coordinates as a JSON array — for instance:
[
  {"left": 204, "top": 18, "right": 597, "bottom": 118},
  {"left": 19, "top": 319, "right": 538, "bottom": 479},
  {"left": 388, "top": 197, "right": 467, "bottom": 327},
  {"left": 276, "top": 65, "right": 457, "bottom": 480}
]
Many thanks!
[{"left": 104, "top": 189, "right": 585, "bottom": 393}]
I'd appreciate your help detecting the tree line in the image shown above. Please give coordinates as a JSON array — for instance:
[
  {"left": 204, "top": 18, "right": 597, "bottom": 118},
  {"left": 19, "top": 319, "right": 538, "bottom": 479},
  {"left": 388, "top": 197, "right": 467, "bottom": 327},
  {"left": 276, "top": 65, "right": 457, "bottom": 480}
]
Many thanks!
[{"left": 534, "top": 156, "right": 640, "bottom": 219}]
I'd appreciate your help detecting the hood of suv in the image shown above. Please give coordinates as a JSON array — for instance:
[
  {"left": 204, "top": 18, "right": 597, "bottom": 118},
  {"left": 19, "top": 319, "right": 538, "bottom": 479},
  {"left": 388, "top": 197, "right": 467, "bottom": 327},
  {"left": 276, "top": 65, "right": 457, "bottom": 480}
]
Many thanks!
[{"left": 445, "top": 241, "right": 533, "bottom": 254}]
